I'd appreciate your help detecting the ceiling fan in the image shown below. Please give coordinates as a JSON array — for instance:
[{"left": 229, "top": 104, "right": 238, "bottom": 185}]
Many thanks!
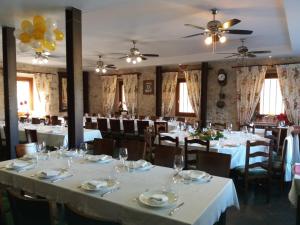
[
  {"left": 19, "top": 50, "right": 64, "bottom": 64},
  {"left": 118, "top": 40, "right": 159, "bottom": 65},
  {"left": 217, "top": 39, "right": 271, "bottom": 58},
  {"left": 94, "top": 55, "right": 116, "bottom": 74},
  {"left": 183, "top": 9, "right": 253, "bottom": 51}
]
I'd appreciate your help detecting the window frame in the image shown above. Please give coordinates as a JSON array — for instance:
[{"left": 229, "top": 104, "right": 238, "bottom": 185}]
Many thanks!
[
  {"left": 16, "top": 77, "right": 34, "bottom": 111},
  {"left": 175, "top": 78, "right": 195, "bottom": 117}
]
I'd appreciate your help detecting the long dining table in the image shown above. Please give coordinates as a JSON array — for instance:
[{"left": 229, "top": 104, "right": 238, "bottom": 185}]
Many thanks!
[{"left": 0, "top": 153, "right": 239, "bottom": 225}]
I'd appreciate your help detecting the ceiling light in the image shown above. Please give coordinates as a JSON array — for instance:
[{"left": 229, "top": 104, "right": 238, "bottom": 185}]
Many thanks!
[
  {"left": 132, "top": 60, "right": 137, "bottom": 64},
  {"left": 205, "top": 36, "right": 213, "bottom": 45},
  {"left": 102, "top": 68, "right": 107, "bottom": 73},
  {"left": 126, "top": 57, "right": 131, "bottom": 63},
  {"left": 269, "top": 55, "right": 272, "bottom": 58},
  {"left": 219, "top": 36, "right": 227, "bottom": 43},
  {"left": 136, "top": 56, "right": 142, "bottom": 62},
  {"left": 32, "top": 52, "right": 48, "bottom": 65},
  {"left": 32, "top": 58, "right": 38, "bottom": 64},
  {"left": 95, "top": 67, "right": 100, "bottom": 73}
]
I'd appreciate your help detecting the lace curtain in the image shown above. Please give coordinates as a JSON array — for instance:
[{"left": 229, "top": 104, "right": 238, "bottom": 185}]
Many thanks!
[
  {"left": 123, "top": 74, "right": 138, "bottom": 114},
  {"left": 101, "top": 76, "right": 117, "bottom": 115},
  {"left": 184, "top": 70, "right": 201, "bottom": 117},
  {"left": 34, "top": 73, "right": 52, "bottom": 115},
  {"left": 162, "top": 72, "right": 178, "bottom": 116},
  {"left": 236, "top": 66, "right": 267, "bottom": 125},
  {"left": 276, "top": 64, "right": 300, "bottom": 125}
]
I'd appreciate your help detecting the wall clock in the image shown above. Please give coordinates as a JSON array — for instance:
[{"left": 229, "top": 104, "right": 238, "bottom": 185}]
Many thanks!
[{"left": 217, "top": 69, "right": 227, "bottom": 86}]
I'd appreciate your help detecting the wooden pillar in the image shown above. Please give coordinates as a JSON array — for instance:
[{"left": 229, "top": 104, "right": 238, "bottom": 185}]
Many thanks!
[
  {"left": 155, "top": 66, "right": 162, "bottom": 116},
  {"left": 2, "top": 26, "right": 18, "bottom": 159},
  {"left": 200, "top": 62, "right": 209, "bottom": 128},
  {"left": 65, "top": 7, "right": 83, "bottom": 148},
  {"left": 83, "top": 71, "right": 89, "bottom": 114}
]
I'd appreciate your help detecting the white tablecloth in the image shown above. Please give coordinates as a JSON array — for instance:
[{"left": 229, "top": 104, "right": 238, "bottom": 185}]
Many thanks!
[
  {"left": 157, "top": 131, "right": 269, "bottom": 169},
  {"left": 0, "top": 156, "right": 239, "bottom": 225},
  {"left": 0, "top": 124, "right": 102, "bottom": 147}
]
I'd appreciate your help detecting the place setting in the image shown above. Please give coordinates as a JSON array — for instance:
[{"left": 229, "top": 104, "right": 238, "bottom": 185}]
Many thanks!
[
  {"left": 78, "top": 178, "right": 120, "bottom": 197},
  {"left": 4, "top": 159, "right": 36, "bottom": 173},
  {"left": 84, "top": 154, "right": 113, "bottom": 164},
  {"left": 33, "top": 168, "right": 73, "bottom": 183}
]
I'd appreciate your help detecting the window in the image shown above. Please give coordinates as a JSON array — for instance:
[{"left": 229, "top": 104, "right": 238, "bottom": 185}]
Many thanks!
[
  {"left": 17, "top": 77, "right": 33, "bottom": 113},
  {"left": 175, "top": 79, "right": 195, "bottom": 116},
  {"left": 118, "top": 81, "right": 127, "bottom": 111},
  {"left": 259, "top": 77, "right": 284, "bottom": 115}
]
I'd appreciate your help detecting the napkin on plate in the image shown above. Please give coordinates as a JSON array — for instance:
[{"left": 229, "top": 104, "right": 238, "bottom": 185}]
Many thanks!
[
  {"left": 98, "top": 155, "right": 110, "bottom": 161},
  {"left": 9, "top": 161, "right": 30, "bottom": 168},
  {"left": 148, "top": 194, "right": 168, "bottom": 204},
  {"left": 188, "top": 171, "right": 205, "bottom": 180},
  {"left": 86, "top": 180, "right": 108, "bottom": 189},
  {"left": 40, "top": 170, "right": 61, "bottom": 177},
  {"left": 136, "top": 160, "right": 148, "bottom": 168}
]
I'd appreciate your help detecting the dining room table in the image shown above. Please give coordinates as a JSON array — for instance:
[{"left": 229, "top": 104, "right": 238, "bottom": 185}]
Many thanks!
[
  {"left": 0, "top": 152, "right": 239, "bottom": 225},
  {"left": 0, "top": 122, "right": 102, "bottom": 147}
]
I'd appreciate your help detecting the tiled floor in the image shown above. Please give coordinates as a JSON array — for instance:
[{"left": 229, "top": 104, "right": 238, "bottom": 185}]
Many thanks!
[{"left": 227, "top": 181, "right": 296, "bottom": 225}]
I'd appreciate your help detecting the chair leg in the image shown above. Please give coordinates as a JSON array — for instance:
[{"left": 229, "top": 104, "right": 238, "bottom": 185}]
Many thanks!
[
  {"left": 266, "top": 178, "right": 271, "bottom": 203},
  {"left": 244, "top": 180, "right": 249, "bottom": 204}
]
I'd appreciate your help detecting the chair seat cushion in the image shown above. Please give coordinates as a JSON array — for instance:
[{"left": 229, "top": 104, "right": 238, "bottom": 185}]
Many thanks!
[{"left": 235, "top": 166, "right": 268, "bottom": 176}]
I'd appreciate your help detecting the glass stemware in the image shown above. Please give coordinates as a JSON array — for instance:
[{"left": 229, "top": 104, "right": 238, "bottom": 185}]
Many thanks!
[
  {"left": 119, "top": 148, "right": 128, "bottom": 165},
  {"left": 173, "top": 154, "right": 184, "bottom": 174}
]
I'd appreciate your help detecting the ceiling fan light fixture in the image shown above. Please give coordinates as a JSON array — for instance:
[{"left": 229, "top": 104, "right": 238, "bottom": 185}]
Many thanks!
[
  {"left": 219, "top": 35, "right": 227, "bottom": 43},
  {"left": 205, "top": 36, "right": 213, "bottom": 45},
  {"left": 102, "top": 68, "right": 107, "bottom": 73},
  {"left": 95, "top": 67, "right": 100, "bottom": 73},
  {"left": 136, "top": 56, "right": 142, "bottom": 62},
  {"left": 132, "top": 60, "right": 137, "bottom": 64},
  {"left": 32, "top": 58, "right": 38, "bottom": 64},
  {"left": 126, "top": 57, "right": 131, "bottom": 63}
]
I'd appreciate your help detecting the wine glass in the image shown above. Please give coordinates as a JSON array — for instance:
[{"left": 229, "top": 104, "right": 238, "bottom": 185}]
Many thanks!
[
  {"left": 227, "top": 123, "right": 233, "bottom": 133},
  {"left": 173, "top": 154, "right": 184, "bottom": 175},
  {"left": 119, "top": 148, "right": 128, "bottom": 165},
  {"left": 207, "top": 122, "right": 212, "bottom": 130},
  {"left": 79, "top": 142, "right": 88, "bottom": 158}
]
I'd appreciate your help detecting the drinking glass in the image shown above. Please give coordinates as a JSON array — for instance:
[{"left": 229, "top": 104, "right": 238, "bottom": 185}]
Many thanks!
[
  {"left": 79, "top": 142, "right": 88, "bottom": 157},
  {"left": 227, "top": 123, "right": 233, "bottom": 133},
  {"left": 173, "top": 155, "right": 184, "bottom": 174},
  {"left": 207, "top": 122, "right": 212, "bottom": 129},
  {"left": 41, "top": 141, "right": 46, "bottom": 152},
  {"left": 119, "top": 148, "right": 128, "bottom": 165},
  {"left": 193, "top": 122, "right": 199, "bottom": 130}
]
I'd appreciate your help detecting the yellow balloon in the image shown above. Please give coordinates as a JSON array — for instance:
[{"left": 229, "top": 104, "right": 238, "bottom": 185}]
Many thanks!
[
  {"left": 34, "top": 22, "right": 46, "bottom": 33},
  {"left": 43, "top": 40, "right": 56, "bottom": 51},
  {"left": 32, "top": 29, "right": 44, "bottom": 40},
  {"left": 21, "top": 20, "right": 32, "bottom": 32},
  {"left": 54, "top": 29, "right": 64, "bottom": 41},
  {"left": 19, "top": 32, "right": 31, "bottom": 43},
  {"left": 33, "top": 15, "right": 45, "bottom": 26}
]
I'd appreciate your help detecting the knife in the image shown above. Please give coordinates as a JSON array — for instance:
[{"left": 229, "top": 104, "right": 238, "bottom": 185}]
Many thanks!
[{"left": 168, "top": 202, "right": 184, "bottom": 216}]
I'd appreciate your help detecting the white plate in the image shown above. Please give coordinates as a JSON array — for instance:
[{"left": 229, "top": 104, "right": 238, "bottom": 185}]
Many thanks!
[
  {"left": 125, "top": 160, "right": 152, "bottom": 171},
  {"left": 139, "top": 190, "right": 178, "bottom": 208},
  {"left": 85, "top": 155, "right": 113, "bottom": 163},
  {"left": 37, "top": 169, "right": 65, "bottom": 179},
  {"left": 80, "top": 179, "right": 119, "bottom": 191},
  {"left": 6, "top": 160, "right": 32, "bottom": 170},
  {"left": 178, "top": 170, "right": 206, "bottom": 180},
  {"left": 63, "top": 151, "right": 77, "bottom": 157}
]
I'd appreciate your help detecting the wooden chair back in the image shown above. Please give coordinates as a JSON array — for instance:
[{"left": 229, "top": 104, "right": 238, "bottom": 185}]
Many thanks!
[
  {"left": 159, "top": 134, "right": 179, "bottom": 147},
  {"left": 211, "top": 122, "right": 226, "bottom": 131},
  {"left": 137, "top": 120, "right": 150, "bottom": 136},
  {"left": 153, "top": 145, "right": 182, "bottom": 168},
  {"left": 196, "top": 151, "right": 231, "bottom": 177},
  {"left": 64, "top": 204, "right": 121, "bottom": 225},
  {"left": 239, "top": 124, "right": 255, "bottom": 134},
  {"left": 16, "top": 143, "right": 37, "bottom": 158},
  {"left": 25, "top": 129, "right": 38, "bottom": 143},
  {"left": 31, "top": 118, "right": 40, "bottom": 124},
  {"left": 93, "top": 138, "right": 115, "bottom": 157},
  {"left": 154, "top": 121, "right": 168, "bottom": 135},
  {"left": 123, "top": 120, "right": 135, "bottom": 134},
  {"left": 19, "top": 117, "right": 27, "bottom": 123},
  {"left": 110, "top": 119, "right": 121, "bottom": 133},
  {"left": 85, "top": 117, "right": 92, "bottom": 123},
  {"left": 163, "top": 117, "right": 171, "bottom": 121},
  {"left": 119, "top": 139, "right": 145, "bottom": 161},
  {"left": 85, "top": 122, "right": 98, "bottom": 130},
  {"left": 176, "top": 117, "right": 185, "bottom": 122},
  {"left": 184, "top": 138, "right": 210, "bottom": 169},
  {"left": 51, "top": 115, "right": 59, "bottom": 125},
  {"left": 7, "top": 189, "right": 52, "bottom": 225},
  {"left": 97, "top": 118, "right": 108, "bottom": 132},
  {"left": 264, "top": 127, "right": 281, "bottom": 153}
]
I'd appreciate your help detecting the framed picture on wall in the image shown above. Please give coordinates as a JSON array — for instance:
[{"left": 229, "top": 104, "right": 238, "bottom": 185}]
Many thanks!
[
  {"left": 58, "top": 73, "right": 68, "bottom": 112},
  {"left": 143, "top": 80, "right": 154, "bottom": 95}
]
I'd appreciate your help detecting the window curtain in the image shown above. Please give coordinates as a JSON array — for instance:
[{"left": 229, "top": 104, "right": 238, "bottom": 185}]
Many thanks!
[
  {"left": 122, "top": 74, "right": 138, "bottom": 114},
  {"left": 34, "top": 73, "right": 52, "bottom": 116},
  {"left": 276, "top": 64, "right": 300, "bottom": 125},
  {"left": 184, "top": 70, "right": 201, "bottom": 118},
  {"left": 236, "top": 66, "right": 267, "bottom": 125},
  {"left": 162, "top": 72, "right": 178, "bottom": 116},
  {"left": 101, "top": 76, "right": 117, "bottom": 115}
]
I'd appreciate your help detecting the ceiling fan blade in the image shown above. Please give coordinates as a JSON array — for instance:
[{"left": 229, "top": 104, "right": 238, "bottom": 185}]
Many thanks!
[
  {"left": 183, "top": 33, "right": 205, "bottom": 38},
  {"left": 119, "top": 56, "right": 128, "bottom": 59},
  {"left": 224, "top": 29, "right": 253, "bottom": 35},
  {"left": 216, "top": 52, "right": 238, "bottom": 55},
  {"left": 106, "top": 66, "right": 116, "bottom": 69},
  {"left": 141, "top": 56, "right": 148, "bottom": 60},
  {"left": 142, "top": 54, "right": 159, "bottom": 57},
  {"left": 248, "top": 50, "right": 271, "bottom": 54},
  {"left": 247, "top": 53, "right": 256, "bottom": 57},
  {"left": 184, "top": 24, "right": 206, "bottom": 30},
  {"left": 222, "top": 19, "right": 241, "bottom": 29},
  {"left": 224, "top": 54, "right": 240, "bottom": 58},
  {"left": 106, "top": 64, "right": 115, "bottom": 67}
]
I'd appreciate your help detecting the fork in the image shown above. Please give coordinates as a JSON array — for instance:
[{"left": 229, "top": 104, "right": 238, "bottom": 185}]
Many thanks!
[{"left": 100, "top": 187, "right": 120, "bottom": 197}]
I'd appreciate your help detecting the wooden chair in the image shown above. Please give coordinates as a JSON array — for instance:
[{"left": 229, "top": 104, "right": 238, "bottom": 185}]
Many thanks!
[
  {"left": 109, "top": 119, "right": 121, "bottom": 134},
  {"left": 85, "top": 122, "right": 98, "bottom": 130},
  {"left": 7, "top": 189, "right": 52, "bottom": 225},
  {"left": 50, "top": 115, "right": 59, "bottom": 125},
  {"left": 52, "top": 119, "right": 62, "bottom": 126},
  {"left": 137, "top": 120, "right": 150, "bottom": 136},
  {"left": 196, "top": 151, "right": 231, "bottom": 177},
  {"left": 184, "top": 138, "right": 210, "bottom": 169},
  {"left": 31, "top": 118, "right": 40, "bottom": 125},
  {"left": 163, "top": 117, "right": 171, "bottom": 121},
  {"left": 138, "top": 115, "right": 145, "bottom": 120},
  {"left": 144, "top": 127, "right": 155, "bottom": 161},
  {"left": 158, "top": 134, "right": 179, "bottom": 147},
  {"left": 64, "top": 204, "right": 121, "bottom": 225},
  {"left": 123, "top": 120, "right": 135, "bottom": 136},
  {"left": 93, "top": 138, "right": 116, "bottom": 157},
  {"left": 16, "top": 143, "right": 37, "bottom": 158},
  {"left": 19, "top": 117, "right": 27, "bottom": 123},
  {"left": 264, "top": 127, "right": 281, "bottom": 154},
  {"left": 97, "top": 118, "right": 109, "bottom": 132},
  {"left": 153, "top": 145, "right": 182, "bottom": 168},
  {"left": 211, "top": 122, "right": 226, "bottom": 131},
  {"left": 176, "top": 117, "right": 185, "bottom": 122},
  {"left": 150, "top": 116, "right": 158, "bottom": 121},
  {"left": 239, "top": 124, "right": 255, "bottom": 134},
  {"left": 24, "top": 129, "right": 38, "bottom": 143},
  {"left": 236, "top": 140, "right": 273, "bottom": 203},
  {"left": 119, "top": 139, "right": 145, "bottom": 161},
  {"left": 85, "top": 117, "right": 92, "bottom": 123},
  {"left": 154, "top": 121, "right": 168, "bottom": 135}
]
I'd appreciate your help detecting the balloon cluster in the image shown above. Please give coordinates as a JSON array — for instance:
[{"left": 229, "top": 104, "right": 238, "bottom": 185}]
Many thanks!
[{"left": 15, "top": 15, "right": 64, "bottom": 53}]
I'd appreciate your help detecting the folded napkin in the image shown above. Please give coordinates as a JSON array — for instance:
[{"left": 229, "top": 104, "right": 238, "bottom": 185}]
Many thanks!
[
  {"left": 148, "top": 194, "right": 168, "bottom": 204},
  {"left": 188, "top": 171, "right": 205, "bottom": 180},
  {"left": 136, "top": 160, "right": 148, "bottom": 168},
  {"left": 127, "top": 160, "right": 148, "bottom": 169},
  {"left": 40, "top": 170, "right": 61, "bottom": 177},
  {"left": 98, "top": 155, "right": 110, "bottom": 161},
  {"left": 86, "top": 180, "right": 108, "bottom": 189},
  {"left": 9, "top": 161, "right": 30, "bottom": 168},
  {"left": 295, "top": 163, "right": 300, "bottom": 175}
]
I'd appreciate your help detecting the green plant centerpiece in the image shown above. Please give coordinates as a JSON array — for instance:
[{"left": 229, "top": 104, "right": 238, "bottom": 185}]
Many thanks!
[{"left": 190, "top": 128, "right": 224, "bottom": 141}]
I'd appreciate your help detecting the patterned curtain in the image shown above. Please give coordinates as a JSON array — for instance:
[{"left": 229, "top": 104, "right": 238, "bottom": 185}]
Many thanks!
[
  {"left": 34, "top": 73, "right": 52, "bottom": 115},
  {"left": 123, "top": 74, "right": 138, "bottom": 114},
  {"left": 162, "top": 72, "right": 178, "bottom": 116},
  {"left": 236, "top": 66, "right": 267, "bottom": 125},
  {"left": 184, "top": 70, "right": 201, "bottom": 118},
  {"left": 101, "top": 76, "right": 117, "bottom": 115},
  {"left": 276, "top": 64, "right": 300, "bottom": 125}
]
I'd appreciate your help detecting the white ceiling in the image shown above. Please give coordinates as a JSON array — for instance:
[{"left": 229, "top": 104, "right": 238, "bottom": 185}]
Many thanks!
[{"left": 0, "top": 0, "right": 299, "bottom": 70}]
